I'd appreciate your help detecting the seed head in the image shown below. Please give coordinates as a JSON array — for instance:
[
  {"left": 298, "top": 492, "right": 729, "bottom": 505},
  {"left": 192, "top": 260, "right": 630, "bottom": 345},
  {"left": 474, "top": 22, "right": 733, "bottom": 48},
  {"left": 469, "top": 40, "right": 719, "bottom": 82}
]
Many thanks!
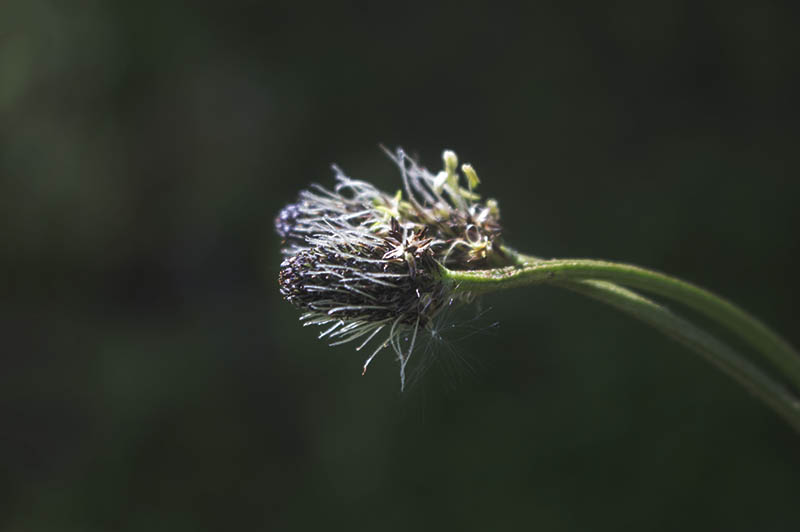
[{"left": 276, "top": 148, "right": 504, "bottom": 388}]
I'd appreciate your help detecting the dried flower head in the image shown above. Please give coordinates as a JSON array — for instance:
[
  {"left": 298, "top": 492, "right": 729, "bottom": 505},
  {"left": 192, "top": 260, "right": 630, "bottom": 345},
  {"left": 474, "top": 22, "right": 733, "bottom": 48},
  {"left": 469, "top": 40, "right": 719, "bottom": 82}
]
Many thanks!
[{"left": 276, "top": 148, "right": 504, "bottom": 388}]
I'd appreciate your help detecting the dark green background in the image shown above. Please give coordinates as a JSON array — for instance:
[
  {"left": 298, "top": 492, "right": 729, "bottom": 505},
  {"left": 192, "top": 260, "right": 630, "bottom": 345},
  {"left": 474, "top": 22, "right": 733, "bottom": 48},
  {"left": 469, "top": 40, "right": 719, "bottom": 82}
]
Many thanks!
[{"left": 2, "top": 1, "right": 799, "bottom": 530}]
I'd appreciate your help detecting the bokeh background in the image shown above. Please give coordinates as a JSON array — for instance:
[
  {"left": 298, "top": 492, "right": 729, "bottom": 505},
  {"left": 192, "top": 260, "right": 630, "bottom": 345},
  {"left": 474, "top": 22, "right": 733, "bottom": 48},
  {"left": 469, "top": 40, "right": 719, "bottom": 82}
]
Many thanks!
[{"left": 2, "top": 1, "right": 799, "bottom": 530}]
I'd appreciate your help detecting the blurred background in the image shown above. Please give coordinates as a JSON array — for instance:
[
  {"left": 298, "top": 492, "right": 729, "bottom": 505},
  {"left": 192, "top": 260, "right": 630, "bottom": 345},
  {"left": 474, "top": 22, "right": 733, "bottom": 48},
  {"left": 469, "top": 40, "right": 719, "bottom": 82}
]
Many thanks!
[{"left": 2, "top": 1, "right": 799, "bottom": 530}]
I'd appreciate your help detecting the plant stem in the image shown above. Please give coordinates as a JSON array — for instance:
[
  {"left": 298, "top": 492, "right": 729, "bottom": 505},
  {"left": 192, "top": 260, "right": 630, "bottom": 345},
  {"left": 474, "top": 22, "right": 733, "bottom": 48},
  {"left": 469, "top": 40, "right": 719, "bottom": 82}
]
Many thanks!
[
  {"left": 559, "top": 279, "right": 800, "bottom": 432},
  {"left": 445, "top": 251, "right": 800, "bottom": 392},
  {"left": 438, "top": 248, "right": 800, "bottom": 431}
]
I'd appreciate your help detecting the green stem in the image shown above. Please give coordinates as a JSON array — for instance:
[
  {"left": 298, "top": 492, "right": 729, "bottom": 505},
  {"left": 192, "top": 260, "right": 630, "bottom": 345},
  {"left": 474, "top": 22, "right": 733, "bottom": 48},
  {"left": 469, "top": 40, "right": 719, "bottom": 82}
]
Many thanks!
[
  {"left": 437, "top": 248, "right": 800, "bottom": 431},
  {"left": 558, "top": 280, "right": 800, "bottom": 432},
  {"left": 446, "top": 252, "right": 800, "bottom": 392}
]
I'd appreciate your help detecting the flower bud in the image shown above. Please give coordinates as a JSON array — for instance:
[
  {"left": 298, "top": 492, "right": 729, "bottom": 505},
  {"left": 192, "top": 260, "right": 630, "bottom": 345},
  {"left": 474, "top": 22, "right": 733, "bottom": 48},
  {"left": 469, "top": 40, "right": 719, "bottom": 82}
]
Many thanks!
[
  {"left": 461, "top": 163, "right": 480, "bottom": 189},
  {"left": 443, "top": 149, "right": 458, "bottom": 175}
]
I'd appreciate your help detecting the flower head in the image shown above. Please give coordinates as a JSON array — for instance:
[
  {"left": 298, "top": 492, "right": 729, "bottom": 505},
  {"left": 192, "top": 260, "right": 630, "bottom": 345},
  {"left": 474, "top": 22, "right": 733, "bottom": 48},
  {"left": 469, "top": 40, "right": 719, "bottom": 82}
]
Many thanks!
[{"left": 276, "top": 148, "right": 504, "bottom": 388}]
